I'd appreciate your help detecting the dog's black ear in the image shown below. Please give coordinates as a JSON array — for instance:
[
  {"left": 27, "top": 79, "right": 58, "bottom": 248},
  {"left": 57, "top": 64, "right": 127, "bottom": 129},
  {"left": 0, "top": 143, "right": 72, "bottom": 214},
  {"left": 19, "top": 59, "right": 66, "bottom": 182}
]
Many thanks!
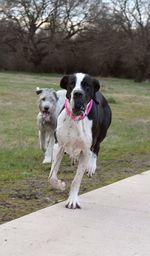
[
  {"left": 36, "top": 87, "right": 43, "bottom": 95},
  {"left": 93, "top": 78, "right": 100, "bottom": 92},
  {"left": 92, "top": 78, "right": 100, "bottom": 104},
  {"left": 60, "top": 75, "right": 69, "bottom": 89}
]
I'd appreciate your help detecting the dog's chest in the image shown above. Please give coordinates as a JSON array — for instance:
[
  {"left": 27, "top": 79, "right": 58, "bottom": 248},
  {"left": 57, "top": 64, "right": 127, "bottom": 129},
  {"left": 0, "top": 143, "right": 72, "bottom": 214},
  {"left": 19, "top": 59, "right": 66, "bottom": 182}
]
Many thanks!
[
  {"left": 37, "top": 112, "right": 56, "bottom": 131},
  {"left": 56, "top": 111, "right": 93, "bottom": 157}
]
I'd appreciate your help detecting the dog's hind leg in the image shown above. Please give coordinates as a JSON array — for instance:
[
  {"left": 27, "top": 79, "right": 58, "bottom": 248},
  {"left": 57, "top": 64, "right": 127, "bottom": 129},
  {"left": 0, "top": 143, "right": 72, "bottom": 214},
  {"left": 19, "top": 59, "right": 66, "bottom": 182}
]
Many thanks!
[{"left": 48, "top": 143, "right": 65, "bottom": 191}]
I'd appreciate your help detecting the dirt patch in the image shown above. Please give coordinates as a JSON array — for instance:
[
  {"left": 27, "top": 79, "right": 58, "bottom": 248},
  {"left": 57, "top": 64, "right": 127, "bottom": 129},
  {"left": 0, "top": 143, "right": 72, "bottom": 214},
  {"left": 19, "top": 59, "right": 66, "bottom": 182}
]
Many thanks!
[{"left": 0, "top": 154, "right": 150, "bottom": 224}]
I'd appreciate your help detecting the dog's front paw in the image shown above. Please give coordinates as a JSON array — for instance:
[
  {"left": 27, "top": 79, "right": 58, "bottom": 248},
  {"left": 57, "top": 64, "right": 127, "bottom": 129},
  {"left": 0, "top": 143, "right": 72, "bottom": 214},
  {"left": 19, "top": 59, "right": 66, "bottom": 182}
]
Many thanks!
[
  {"left": 86, "top": 166, "right": 96, "bottom": 177},
  {"left": 49, "top": 177, "right": 66, "bottom": 191},
  {"left": 43, "top": 157, "right": 52, "bottom": 164},
  {"left": 65, "top": 195, "right": 81, "bottom": 209}
]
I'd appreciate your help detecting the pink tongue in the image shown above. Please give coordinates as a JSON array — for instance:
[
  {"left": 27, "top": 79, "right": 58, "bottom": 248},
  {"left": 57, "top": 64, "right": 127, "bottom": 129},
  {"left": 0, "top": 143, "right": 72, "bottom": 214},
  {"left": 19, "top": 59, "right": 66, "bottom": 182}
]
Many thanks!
[{"left": 43, "top": 112, "right": 49, "bottom": 118}]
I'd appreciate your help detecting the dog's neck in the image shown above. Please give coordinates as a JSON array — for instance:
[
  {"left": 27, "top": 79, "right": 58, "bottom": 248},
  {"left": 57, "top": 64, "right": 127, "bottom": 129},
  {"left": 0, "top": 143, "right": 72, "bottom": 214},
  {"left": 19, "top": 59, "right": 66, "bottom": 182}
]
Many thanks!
[{"left": 64, "top": 98, "right": 93, "bottom": 121}]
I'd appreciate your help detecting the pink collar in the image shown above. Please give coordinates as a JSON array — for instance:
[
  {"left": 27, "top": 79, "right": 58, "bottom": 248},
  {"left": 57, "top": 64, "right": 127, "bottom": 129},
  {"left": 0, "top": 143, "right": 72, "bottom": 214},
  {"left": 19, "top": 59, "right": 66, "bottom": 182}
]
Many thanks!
[{"left": 64, "top": 98, "right": 93, "bottom": 121}]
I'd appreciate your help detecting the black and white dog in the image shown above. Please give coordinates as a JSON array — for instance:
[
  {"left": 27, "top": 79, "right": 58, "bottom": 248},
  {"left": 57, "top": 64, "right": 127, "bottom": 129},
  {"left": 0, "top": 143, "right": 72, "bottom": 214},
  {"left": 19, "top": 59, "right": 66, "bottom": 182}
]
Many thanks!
[{"left": 49, "top": 73, "right": 112, "bottom": 209}]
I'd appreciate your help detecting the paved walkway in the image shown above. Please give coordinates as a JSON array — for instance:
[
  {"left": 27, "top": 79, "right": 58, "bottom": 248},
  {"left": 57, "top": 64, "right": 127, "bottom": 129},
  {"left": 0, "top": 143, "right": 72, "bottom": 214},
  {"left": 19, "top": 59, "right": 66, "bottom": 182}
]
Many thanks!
[{"left": 1, "top": 171, "right": 150, "bottom": 256}]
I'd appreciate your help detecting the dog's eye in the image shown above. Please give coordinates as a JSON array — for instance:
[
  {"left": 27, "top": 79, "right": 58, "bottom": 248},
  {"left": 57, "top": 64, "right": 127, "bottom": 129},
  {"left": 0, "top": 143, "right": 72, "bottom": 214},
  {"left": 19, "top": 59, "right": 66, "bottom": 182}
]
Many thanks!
[
  {"left": 83, "top": 84, "right": 89, "bottom": 91},
  {"left": 82, "top": 82, "right": 89, "bottom": 88},
  {"left": 42, "top": 97, "right": 46, "bottom": 101}
]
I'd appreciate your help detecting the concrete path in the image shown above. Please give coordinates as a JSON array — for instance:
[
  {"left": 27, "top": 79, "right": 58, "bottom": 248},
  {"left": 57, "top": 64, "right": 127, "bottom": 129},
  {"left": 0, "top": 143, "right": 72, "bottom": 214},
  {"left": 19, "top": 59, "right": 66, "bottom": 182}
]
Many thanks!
[{"left": 1, "top": 171, "right": 150, "bottom": 256}]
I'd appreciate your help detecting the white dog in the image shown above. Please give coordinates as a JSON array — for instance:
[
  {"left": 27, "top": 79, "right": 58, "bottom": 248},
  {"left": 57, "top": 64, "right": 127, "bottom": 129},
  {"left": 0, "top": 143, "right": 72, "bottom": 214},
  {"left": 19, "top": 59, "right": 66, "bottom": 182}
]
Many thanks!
[{"left": 36, "top": 87, "right": 66, "bottom": 164}]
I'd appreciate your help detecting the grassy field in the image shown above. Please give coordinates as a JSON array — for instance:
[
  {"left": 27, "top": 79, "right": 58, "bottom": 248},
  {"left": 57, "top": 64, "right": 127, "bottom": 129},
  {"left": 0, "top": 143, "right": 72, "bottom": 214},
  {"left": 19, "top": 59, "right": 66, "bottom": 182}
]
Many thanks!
[{"left": 0, "top": 72, "right": 150, "bottom": 224}]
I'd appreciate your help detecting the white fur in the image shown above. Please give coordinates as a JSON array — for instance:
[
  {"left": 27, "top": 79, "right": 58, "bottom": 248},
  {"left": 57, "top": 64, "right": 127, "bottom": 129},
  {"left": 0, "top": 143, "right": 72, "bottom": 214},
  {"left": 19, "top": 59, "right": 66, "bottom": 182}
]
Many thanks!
[
  {"left": 56, "top": 110, "right": 92, "bottom": 158},
  {"left": 86, "top": 152, "right": 97, "bottom": 177},
  {"left": 43, "top": 136, "right": 55, "bottom": 164},
  {"left": 74, "top": 73, "right": 85, "bottom": 91},
  {"left": 49, "top": 108, "right": 95, "bottom": 208},
  {"left": 70, "top": 73, "right": 85, "bottom": 109},
  {"left": 56, "top": 90, "right": 67, "bottom": 116}
]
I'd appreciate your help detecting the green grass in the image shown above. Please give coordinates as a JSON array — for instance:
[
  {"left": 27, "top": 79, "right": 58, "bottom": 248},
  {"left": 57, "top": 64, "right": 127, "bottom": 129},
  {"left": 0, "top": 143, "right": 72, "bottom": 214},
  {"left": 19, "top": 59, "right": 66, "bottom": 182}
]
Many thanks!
[{"left": 0, "top": 72, "right": 150, "bottom": 223}]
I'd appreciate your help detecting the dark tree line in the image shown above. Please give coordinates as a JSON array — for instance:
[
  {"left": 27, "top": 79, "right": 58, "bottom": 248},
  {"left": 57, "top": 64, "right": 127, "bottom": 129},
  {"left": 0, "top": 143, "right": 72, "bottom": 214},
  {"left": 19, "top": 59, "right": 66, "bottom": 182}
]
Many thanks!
[{"left": 0, "top": 0, "right": 150, "bottom": 81}]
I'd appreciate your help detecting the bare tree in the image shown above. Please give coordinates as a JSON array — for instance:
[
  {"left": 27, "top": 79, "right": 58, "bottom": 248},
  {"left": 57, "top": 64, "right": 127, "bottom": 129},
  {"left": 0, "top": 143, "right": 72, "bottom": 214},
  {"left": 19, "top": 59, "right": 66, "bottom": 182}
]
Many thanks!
[
  {"left": 1, "top": 0, "right": 150, "bottom": 79},
  {"left": 0, "top": 0, "right": 101, "bottom": 70},
  {"left": 0, "top": 0, "right": 62, "bottom": 69},
  {"left": 111, "top": 0, "right": 150, "bottom": 80}
]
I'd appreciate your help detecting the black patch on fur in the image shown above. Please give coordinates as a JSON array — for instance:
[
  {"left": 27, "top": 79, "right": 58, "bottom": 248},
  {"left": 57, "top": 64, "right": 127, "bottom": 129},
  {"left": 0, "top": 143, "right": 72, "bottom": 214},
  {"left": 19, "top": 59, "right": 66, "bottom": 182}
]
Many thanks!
[
  {"left": 54, "top": 130, "right": 58, "bottom": 144},
  {"left": 88, "top": 91, "right": 112, "bottom": 156},
  {"left": 60, "top": 74, "right": 76, "bottom": 100},
  {"left": 65, "top": 203, "right": 81, "bottom": 209},
  {"left": 53, "top": 91, "right": 58, "bottom": 101},
  {"left": 81, "top": 75, "right": 100, "bottom": 104},
  {"left": 60, "top": 75, "right": 76, "bottom": 100},
  {"left": 36, "top": 89, "right": 43, "bottom": 95}
]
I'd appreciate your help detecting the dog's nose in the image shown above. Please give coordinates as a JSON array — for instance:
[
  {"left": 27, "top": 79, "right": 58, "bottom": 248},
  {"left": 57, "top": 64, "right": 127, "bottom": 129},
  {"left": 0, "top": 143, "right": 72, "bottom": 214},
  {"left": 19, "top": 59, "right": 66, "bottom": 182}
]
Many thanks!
[
  {"left": 44, "top": 106, "right": 49, "bottom": 111},
  {"left": 73, "top": 90, "right": 83, "bottom": 98}
]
